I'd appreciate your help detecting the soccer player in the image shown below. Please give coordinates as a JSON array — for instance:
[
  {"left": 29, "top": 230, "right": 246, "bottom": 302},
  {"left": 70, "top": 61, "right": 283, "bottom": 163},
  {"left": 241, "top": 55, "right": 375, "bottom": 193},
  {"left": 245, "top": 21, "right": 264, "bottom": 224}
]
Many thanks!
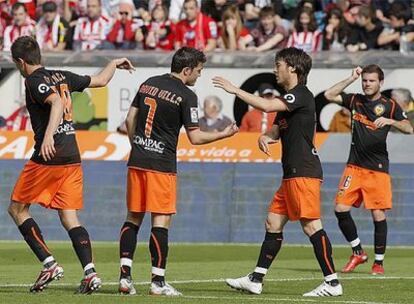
[
  {"left": 212, "top": 47, "right": 343, "bottom": 297},
  {"left": 118, "top": 47, "right": 238, "bottom": 296},
  {"left": 324, "top": 65, "right": 413, "bottom": 274},
  {"left": 8, "top": 36, "right": 134, "bottom": 293}
]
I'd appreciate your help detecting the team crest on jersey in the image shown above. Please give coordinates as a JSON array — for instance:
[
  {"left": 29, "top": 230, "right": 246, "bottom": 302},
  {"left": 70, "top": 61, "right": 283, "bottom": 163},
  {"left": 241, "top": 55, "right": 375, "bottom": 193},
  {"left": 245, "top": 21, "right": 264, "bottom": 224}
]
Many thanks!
[
  {"left": 283, "top": 93, "right": 295, "bottom": 103},
  {"left": 374, "top": 104, "right": 385, "bottom": 116},
  {"left": 38, "top": 83, "right": 50, "bottom": 94},
  {"left": 190, "top": 107, "right": 198, "bottom": 123}
]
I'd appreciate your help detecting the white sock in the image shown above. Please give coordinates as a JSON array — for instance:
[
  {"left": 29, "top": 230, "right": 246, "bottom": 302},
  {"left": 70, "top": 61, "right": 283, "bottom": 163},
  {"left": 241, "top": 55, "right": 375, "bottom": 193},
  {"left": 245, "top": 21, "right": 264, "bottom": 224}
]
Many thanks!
[{"left": 42, "top": 256, "right": 55, "bottom": 267}]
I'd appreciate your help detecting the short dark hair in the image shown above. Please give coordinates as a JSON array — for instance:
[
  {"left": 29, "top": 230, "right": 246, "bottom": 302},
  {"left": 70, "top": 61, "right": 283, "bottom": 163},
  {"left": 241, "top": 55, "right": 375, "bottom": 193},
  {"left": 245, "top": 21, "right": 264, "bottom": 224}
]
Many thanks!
[
  {"left": 11, "top": 36, "right": 41, "bottom": 65},
  {"left": 259, "top": 6, "right": 275, "bottom": 19},
  {"left": 362, "top": 64, "right": 384, "bottom": 81},
  {"left": 184, "top": 0, "right": 198, "bottom": 6},
  {"left": 12, "top": 2, "right": 26, "bottom": 12},
  {"left": 171, "top": 47, "right": 206, "bottom": 73},
  {"left": 275, "top": 47, "right": 312, "bottom": 85},
  {"left": 389, "top": 2, "right": 411, "bottom": 23}
]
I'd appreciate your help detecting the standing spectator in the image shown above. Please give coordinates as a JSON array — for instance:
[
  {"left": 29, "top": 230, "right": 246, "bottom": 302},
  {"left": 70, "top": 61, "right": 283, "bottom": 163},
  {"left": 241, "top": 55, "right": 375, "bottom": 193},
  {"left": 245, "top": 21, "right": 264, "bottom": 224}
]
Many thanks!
[
  {"left": 239, "top": 83, "right": 277, "bottom": 133},
  {"left": 328, "top": 107, "right": 351, "bottom": 132},
  {"left": 346, "top": 5, "right": 383, "bottom": 52},
  {"left": 199, "top": 95, "right": 233, "bottom": 132},
  {"left": 218, "top": 5, "right": 252, "bottom": 50},
  {"left": 73, "top": 0, "right": 113, "bottom": 50},
  {"left": 36, "top": 1, "right": 70, "bottom": 51},
  {"left": 287, "top": 7, "right": 322, "bottom": 53},
  {"left": 105, "top": 1, "right": 139, "bottom": 49},
  {"left": 390, "top": 88, "right": 414, "bottom": 133},
  {"left": 142, "top": 5, "right": 175, "bottom": 50},
  {"left": 377, "top": 3, "right": 414, "bottom": 51},
  {"left": 175, "top": 0, "right": 218, "bottom": 52},
  {"left": 2, "top": 2, "right": 35, "bottom": 51},
  {"left": 169, "top": 0, "right": 201, "bottom": 22},
  {"left": 322, "top": 8, "right": 349, "bottom": 51},
  {"left": 248, "top": 6, "right": 287, "bottom": 52}
]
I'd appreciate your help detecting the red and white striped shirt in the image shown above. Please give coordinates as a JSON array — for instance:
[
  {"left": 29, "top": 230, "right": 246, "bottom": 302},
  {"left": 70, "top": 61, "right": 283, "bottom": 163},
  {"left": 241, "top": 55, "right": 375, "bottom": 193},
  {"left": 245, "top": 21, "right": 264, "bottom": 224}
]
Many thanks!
[
  {"left": 2, "top": 17, "right": 36, "bottom": 51},
  {"left": 287, "top": 30, "right": 322, "bottom": 53},
  {"left": 73, "top": 15, "right": 112, "bottom": 50}
]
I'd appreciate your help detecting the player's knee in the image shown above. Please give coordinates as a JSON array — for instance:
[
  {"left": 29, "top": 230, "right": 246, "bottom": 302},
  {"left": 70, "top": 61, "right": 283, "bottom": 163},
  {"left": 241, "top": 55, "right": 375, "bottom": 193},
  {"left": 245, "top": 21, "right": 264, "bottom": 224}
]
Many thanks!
[
  {"left": 265, "top": 218, "right": 282, "bottom": 233},
  {"left": 335, "top": 204, "right": 351, "bottom": 213},
  {"left": 371, "top": 209, "right": 386, "bottom": 222},
  {"left": 8, "top": 202, "right": 22, "bottom": 219}
]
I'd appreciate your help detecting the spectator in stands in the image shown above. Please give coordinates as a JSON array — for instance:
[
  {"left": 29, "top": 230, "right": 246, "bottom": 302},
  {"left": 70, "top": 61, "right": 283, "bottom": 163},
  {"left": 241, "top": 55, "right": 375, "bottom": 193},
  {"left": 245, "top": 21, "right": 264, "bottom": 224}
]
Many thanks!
[
  {"left": 335, "top": 0, "right": 357, "bottom": 25},
  {"left": 199, "top": 95, "right": 233, "bottom": 132},
  {"left": 377, "top": 2, "right": 414, "bottom": 51},
  {"left": 105, "top": 1, "right": 139, "bottom": 49},
  {"left": 243, "top": 0, "right": 276, "bottom": 30},
  {"left": 346, "top": 5, "right": 383, "bottom": 52},
  {"left": 9, "top": 0, "right": 36, "bottom": 20},
  {"left": 169, "top": 0, "right": 201, "bottom": 22},
  {"left": 287, "top": 7, "right": 322, "bottom": 53},
  {"left": 299, "top": 0, "right": 326, "bottom": 31},
  {"left": 2, "top": 3, "right": 36, "bottom": 51},
  {"left": 202, "top": 0, "right": 236, "bottom": 25},
  {"left": 328, "top": 107, "right": 351, "bottom": 132},
  {"left": 248, "top": 6, "right": 287, "bottom": 52},
  {"left": 36, "top": 1, "right": 70, "bottom": 51},
  {"left": 64, "top": 0, "right": 88, "bottom": 24},
  {"left": 390, "top": 88, "right": 414, "bottom": 132},
  {"left": 239, "top": 83, "right": 277, "bottom": 133},
  {"left": 73, "top": 0, "right": 112, "bottom": 50},
  {"left": 175, "top": 0, "right": 218, "bottom": 52},
  {"left": 141, "top": 4, "right": 175, "bottom": 50},
  {"left": 322, "top": 8, "right": 350, "bottom": 51},
  {"left": 218, "top": 5, "right": 252, "bottom": 50}
]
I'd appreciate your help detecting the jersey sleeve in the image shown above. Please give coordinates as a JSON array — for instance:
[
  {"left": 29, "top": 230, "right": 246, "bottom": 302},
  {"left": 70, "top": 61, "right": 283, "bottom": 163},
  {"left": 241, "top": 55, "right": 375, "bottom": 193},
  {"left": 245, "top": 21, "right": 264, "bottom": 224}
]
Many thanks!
[
  {"left": 131, "top": 91, "right": 141, "bottom": 108},
  {"left": 340, "top": 93, "right": 355, "bottom": 110},
  {"left": 25, "top": 76, "right": 56, "bottom": 104},
  {"left": 63, "top": 71, "right": 91, "bottom": 92},
  {"left": 181, "top": 92, "right": 199, "bottom": 129},
  {"left": 204, "top": 16, "right": 218, "bottom": 39},
  {"left": 392, "top": 101, "right": 408, "bottom": 121},
  {"left": 278, "top": 87, "right": 309, "bottom": 112}
]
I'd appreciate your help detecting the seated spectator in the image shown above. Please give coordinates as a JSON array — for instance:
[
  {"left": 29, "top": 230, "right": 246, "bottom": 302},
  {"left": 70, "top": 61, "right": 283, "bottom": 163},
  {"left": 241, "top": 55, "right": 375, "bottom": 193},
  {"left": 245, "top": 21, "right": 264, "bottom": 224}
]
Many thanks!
[
  {"left": 218, "top": 5, "right": 252, "bottom": 50},
  {"left": 322, "top": 8, "right": 350, "bottom": 51},
  {"left": 336, "top": 0, "right": 357, "bottom": 25},
  {"left": 328, "top": 107, "right": 351, "bottom": 132},
  {"left": 239, "top": 83, "right": 277, "bottom": 133},
  {"left": 175, "top": 0, "right": 217, "bottom": 52},
  {"left": 202, "top": 0, "right": 236, "bottom": 25},
  {"left": 142, "top": 5, "right": 175, "bottom": 50},
  {"left": 105, "top": 1, "right": 139, "bottom": 49},
  {"left": 73, "top": 0, "right": 113, "bottom": 50},
  {"left": 300, "top": 0, "right": 326, "bottom": 31},
  {"left": 390, "top": 88, "right": 414, "bottom": 133},
  {"left": 346, "top": 5, "right": 383, "bottom": 52},
  {"left": 169, "top": 0, "right": 201, "bottom": 22},
  {"left": 248, "top": 6, "right": 287, "bottom": 52},
  {"left": 2, "top": 2, "right": 36, "bottom": 51},
  {"left": 243, "top": 0, "right": 276, "bottom": 30},
  {"left": 377, "top": 2, "right": 414, "bottom": 51},
  {"left": 36, "top": 1, "right": 70, "bottom": 51},
  {"left": 64, "top": 0, "right": 88, "bottom": 24},
  {"left": 287, "top": 7, "right": 322, "bottom": 53},
  {"left": 199, "top": 95, "right": 232, "bottom": 132}
]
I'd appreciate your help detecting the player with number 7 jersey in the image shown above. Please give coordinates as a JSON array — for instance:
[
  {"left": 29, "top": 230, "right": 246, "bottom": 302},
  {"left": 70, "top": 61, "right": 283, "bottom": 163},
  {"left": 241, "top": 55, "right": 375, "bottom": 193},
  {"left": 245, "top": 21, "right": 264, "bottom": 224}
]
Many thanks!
[
  {"left": 118, "top": 47, "right": 238, "bottom": 296},
  {"left": 8, "top": 36, "right": 135, "bottom": 294}
]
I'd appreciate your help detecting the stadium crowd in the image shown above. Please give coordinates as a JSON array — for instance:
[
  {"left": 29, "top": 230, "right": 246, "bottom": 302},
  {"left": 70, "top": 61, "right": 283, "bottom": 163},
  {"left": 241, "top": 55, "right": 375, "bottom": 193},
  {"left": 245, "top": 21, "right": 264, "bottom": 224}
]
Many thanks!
[{"left": 1, "top": 0, "right": 414, "bottom": 53}]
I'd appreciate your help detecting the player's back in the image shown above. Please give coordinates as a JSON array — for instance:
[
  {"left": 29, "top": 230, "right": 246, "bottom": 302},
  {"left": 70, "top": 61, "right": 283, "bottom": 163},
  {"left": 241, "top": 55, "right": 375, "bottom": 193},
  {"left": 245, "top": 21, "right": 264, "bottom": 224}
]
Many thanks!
[
  {"left": 25, "top": 67, "right": 91, "bottom": 165},
  {"left": 127, "top": 74, "right": 199, "bottom": 173}
]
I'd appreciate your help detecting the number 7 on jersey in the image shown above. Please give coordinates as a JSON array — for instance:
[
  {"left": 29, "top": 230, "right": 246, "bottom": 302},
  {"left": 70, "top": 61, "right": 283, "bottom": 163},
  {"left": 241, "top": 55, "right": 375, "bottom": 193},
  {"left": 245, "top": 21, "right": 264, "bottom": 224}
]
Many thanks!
[{"left": 144, "top": 97, "right": 157, "bottom": 138}]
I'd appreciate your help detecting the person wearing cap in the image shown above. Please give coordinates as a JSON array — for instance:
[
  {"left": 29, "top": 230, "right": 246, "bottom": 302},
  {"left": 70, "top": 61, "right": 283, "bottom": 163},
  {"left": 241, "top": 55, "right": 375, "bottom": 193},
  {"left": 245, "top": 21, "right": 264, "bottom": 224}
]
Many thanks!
[
  {"left": 239, "top": 83, "right": 277, "bottom": 133},
  {"left": 36, "top": 1, "right": 70, "bottom": 51}
]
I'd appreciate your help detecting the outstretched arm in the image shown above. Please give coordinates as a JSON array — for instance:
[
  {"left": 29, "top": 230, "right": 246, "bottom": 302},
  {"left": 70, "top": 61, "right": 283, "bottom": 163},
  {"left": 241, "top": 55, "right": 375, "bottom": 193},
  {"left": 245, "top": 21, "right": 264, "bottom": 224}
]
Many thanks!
[
  {"left": 89, "top": 58, "right": 135, "bottom": 88},
  {"left": 186, "top": 122, "right": 238, "bottom": 145},
  {"left": 324, "top": 67, "right": 362, "bottom": 104},
  {"left": 212, "top": 76, "right": 288, "bottom": 112}
]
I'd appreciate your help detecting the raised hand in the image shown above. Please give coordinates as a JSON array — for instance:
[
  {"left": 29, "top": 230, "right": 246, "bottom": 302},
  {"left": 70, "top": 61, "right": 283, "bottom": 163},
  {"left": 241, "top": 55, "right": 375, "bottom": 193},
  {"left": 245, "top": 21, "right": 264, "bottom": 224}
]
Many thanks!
[{"left": 212, "top": 76, "right": 239, "bottom": 95}]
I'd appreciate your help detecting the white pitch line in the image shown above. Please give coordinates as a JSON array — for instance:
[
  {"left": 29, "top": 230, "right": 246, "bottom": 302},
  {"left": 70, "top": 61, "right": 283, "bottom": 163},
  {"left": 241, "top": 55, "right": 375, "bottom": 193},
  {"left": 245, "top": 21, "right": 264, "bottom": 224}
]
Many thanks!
[
  {"left": 93, "top": 293, "right": 398, "bottom": 304},
  {"left": 1, "top": 276, "right": 413, "bottom": 288}
]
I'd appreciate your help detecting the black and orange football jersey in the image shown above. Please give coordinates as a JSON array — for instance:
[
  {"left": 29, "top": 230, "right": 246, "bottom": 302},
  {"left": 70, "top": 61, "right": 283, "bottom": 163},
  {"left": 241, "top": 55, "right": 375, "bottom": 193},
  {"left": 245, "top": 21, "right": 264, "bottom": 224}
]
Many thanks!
[
  {"left": 127, "top": 74, "right": 199, "bottom": 173},
  {"left": 25, "top": 67, "right": 91, "bottom": 165},
  {"left": 274, "top": 85, "right": 323, "bottom": 180},
  {"left": 341, "top": 93, "right": 407, "bottom": 173}
]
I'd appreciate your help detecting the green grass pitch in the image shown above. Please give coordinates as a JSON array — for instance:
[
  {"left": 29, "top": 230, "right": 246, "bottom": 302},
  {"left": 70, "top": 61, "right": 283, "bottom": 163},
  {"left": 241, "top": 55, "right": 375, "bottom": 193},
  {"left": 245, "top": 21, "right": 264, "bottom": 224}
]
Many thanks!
[{"left": 0, "top": 242, "right": 412, "bottom": 304}]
